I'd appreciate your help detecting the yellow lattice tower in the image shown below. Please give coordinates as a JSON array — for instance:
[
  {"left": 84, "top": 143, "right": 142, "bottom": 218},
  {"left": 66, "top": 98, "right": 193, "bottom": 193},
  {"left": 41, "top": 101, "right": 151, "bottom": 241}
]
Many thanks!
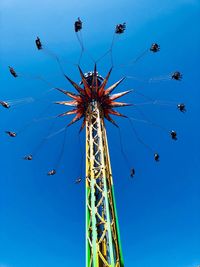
[{"left": 56, "top": 65, "right": 132, "bottom": 267}]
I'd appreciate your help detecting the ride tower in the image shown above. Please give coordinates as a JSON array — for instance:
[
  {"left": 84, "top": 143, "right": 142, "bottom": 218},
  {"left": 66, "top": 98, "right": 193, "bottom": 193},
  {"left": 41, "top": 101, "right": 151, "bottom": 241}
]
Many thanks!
[{"left": 56, "top": 64, "right": 132, "bottom": 267}]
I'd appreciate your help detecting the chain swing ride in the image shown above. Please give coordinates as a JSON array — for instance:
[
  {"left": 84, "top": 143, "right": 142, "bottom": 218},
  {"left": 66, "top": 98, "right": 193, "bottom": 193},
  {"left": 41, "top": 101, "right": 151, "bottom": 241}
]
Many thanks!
[{"left": 1, "top": 18, "right": 186, "bottom": 267}]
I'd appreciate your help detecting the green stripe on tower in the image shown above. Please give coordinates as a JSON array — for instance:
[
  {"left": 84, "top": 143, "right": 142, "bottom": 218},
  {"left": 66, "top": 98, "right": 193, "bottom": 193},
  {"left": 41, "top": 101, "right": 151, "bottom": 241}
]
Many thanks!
[{"left": 111, "top": 185, "right": 124, "bottom": 266}]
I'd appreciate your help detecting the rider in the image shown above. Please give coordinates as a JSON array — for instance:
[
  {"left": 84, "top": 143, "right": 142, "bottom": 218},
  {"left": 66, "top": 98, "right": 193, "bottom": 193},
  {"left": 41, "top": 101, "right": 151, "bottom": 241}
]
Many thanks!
[
  {"left": 115, "top": 23, "right": 126, "bottom": 34},
  {"left": 9, "top": 66, "right": 18, "bottom": 78},
  {"left": 5, "top": 131, "right": 17, "bottom": 137},
  {"left": 177, "top": 103, "right": 186, "bottom": 112},
  {"left": 47, "top": 169, "right": 56, "bottom": 176},
  {"left": 35, "top": 37, "right": 42, "bottom": 50},
  {"left": 170, "top": 130, "right": 177, "bottom": 140},
  {"left": 172, "top": 71, "right": 182, "bottom": 81},
  {"left": 130, "top": 168, "right": 135, "bottom": 177},
  {"left": 154, "top": 153, "right": 160, "bottom": 161},
  {"left": 0, "top": 101, "right": 10, "bottom": 108},
  {"left": 74, "top": 17, "right": 82, "bottom": 32},
  {"left": 75, "top": 177, "right": 82, "bottom": 184},
  {"left": 24, "top": 155, "right": 33, "bottom": 160},
  {"left": 150, "top": 43, "right": 160, "bottom": 53}
]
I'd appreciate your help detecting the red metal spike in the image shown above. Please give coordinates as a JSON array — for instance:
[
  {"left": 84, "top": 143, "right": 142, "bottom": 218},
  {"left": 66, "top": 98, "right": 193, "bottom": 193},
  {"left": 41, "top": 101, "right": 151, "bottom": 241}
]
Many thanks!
[
  {"left": 107, "top": 109, "right": 127, "bottom": 117},
  {"left": 55, "top": 100, "right": 78, "bottom": 106},
  {"left": 92, "top": 63, "right": 98, "bottom": 95},
  {"left": 58, "top": 109, "right": 78, "bottom": 117},
  {"left": 64, "top": 75, "right": 85, "bottom": 95},
  {"left": 67, "top": 112, "right": 83, "bottom": 127},
  {"left": 109, "top": 101, "right": 132, "bottom": 108},
  {"left": 79, "top": 118, "right": 86, "bottom": 132},
  {"left": 98, "top": 67, "right": 113, "bottom": 97},
  {"left": 55, "top": 88, "right": 82, "bottom": 101},
  {"left": 104, "top": 77, "right": 126, "bottom": 96},
  {"left": 109, "top": 90, "right": 132, "bottom": 101},
  {"left": 78, "top": 66, "right": 91, "bottom": 97},
  {"left": 104, "top": 113, "right": 119, "bottom": 127}
]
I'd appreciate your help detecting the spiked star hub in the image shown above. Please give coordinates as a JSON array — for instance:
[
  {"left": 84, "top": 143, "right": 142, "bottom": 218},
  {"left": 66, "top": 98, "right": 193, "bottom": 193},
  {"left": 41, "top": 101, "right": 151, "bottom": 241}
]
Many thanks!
[{"left": 56, "top": 65, "right": 132, "bottom": 129}]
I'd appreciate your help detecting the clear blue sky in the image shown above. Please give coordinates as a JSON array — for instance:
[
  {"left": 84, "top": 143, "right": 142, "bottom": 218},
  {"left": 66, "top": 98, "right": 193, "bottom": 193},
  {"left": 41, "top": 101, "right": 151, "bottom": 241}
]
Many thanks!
[{"left": 0, "top": 0, "right": 200, "bottom": 267}]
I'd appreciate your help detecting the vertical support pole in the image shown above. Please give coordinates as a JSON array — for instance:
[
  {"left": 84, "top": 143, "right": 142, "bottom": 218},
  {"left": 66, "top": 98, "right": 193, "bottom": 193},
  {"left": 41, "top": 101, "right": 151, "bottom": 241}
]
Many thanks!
[{"left": 86, "top": 101, "right": 124, "bottom": 267}]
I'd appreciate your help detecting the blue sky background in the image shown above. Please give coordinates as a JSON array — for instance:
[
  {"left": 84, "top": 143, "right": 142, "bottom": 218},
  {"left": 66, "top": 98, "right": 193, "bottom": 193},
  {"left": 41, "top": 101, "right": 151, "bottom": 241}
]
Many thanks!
[{"left": 0, "top": 0, "right": 200, "bottom": 267}]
